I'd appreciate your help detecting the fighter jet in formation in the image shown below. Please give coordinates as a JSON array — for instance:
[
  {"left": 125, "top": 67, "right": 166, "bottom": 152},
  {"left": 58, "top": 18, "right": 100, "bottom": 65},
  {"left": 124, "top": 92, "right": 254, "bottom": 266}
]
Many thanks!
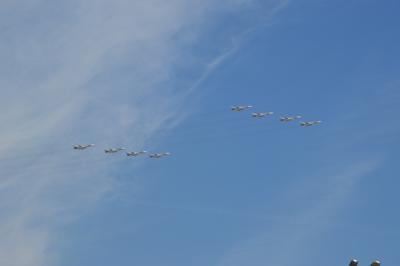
[
  {"left": 149, "top": 152, "right": 171, "bottom": 159},
  {"left": 300, "top": 120, "right": 322, "bottom": 127},
  {"left": 280, "top": 115, "right": 302, "bottom": 122},
  {"left": 104, "top": 147, "right": 126, "bottom": 153},
  {"left": 252, "top": 112, "right": 274, "bottom": 118},
  {"left": 231, "top": 105, "right": 253, "bottom": 112},
  {"left": 73, "top": 144, "right": 95, "bottom": 150},
  {"left": 126, "top": 151, "right": 147, "bottom": 157}
]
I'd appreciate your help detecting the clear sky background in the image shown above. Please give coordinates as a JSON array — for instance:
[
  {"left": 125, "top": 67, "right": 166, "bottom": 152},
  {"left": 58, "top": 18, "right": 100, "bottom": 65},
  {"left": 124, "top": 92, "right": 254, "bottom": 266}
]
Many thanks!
[{"left": 0, "top": 1, "right": 399, "bottom": 266}]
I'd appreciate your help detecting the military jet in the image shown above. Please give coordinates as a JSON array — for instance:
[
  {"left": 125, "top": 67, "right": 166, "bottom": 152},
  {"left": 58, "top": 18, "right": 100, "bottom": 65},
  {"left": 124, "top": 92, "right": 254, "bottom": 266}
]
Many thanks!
[
  {"left": 252, "top": 112, "right": 274, "bottom": 118},
  {"left": 231, "top": 105, "right": 253, "bottom": 112},
  {"left": 280, "top": 115, "right": 302, "bottom": 122},
  {"left": 149, "top": 152, "right": 171, "bottom": 158},
  {"left": 300, "top": 121, "right": 322, "bottom": 127},
  {"left": 126, "top": 151, "right": 147, "bottom": 157},
  {"left": 104, "top": 147, "right": 126, "bottom": 153},
  {"left": 73, "top": 144, "right": 95, "bottom": 150}
]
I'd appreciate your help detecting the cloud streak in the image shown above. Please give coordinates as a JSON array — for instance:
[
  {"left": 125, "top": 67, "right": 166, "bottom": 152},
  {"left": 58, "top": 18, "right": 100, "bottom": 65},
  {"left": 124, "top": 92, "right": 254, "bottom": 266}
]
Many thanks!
[
  {"left": 0, "top": 0, "right": 293, "bottom": 265},
  {"left": 216, "top": 159, "right": 381, "bottom": 266},
  {"left": 0, "top": 0, "right": 283, "bottom": 265}
]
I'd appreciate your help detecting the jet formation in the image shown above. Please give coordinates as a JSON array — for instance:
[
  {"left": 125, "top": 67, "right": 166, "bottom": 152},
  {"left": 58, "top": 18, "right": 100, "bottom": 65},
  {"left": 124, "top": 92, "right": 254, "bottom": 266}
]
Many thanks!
[
  {"left": 232, "top": 105, "right": 322, "bottom": 126},
  {"left": 73, "top": 104, "right": 321, "bottom": 158},
  {"left": 74, "top": 145, "right": 171, "bottom": 159}
]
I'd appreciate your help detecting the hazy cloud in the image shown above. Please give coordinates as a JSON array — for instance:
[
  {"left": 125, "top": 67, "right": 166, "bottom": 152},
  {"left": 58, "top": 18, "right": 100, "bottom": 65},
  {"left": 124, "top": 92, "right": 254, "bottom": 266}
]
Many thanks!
[{"left": 0, "top": 0, "right": 289, "bottom": 265}]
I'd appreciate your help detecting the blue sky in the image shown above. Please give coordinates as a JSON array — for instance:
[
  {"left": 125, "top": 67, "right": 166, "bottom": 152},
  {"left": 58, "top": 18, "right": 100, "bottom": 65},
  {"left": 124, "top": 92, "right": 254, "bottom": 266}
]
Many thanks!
[{"left": 1, "top": 1, "right": 399, "bottom": 266}]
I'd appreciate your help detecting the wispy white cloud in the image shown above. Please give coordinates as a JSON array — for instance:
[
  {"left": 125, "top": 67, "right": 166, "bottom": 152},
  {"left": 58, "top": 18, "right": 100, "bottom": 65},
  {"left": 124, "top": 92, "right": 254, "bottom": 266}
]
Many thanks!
[
  {"left": 216, "top": 159, "right": 380, "bottom": 266},
  {"left": 0, "top": 0, "right": 290, "bottom": 265}
]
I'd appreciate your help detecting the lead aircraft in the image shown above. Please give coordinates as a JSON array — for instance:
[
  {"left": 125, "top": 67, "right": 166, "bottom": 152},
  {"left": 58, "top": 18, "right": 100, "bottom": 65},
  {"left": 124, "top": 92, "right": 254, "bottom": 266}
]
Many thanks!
[
  {"left": 73, "top": 144, "right": 95, "bottom": 150},
  {"left": 231, "top": 105, "right": 253, "bottom": 112}
]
